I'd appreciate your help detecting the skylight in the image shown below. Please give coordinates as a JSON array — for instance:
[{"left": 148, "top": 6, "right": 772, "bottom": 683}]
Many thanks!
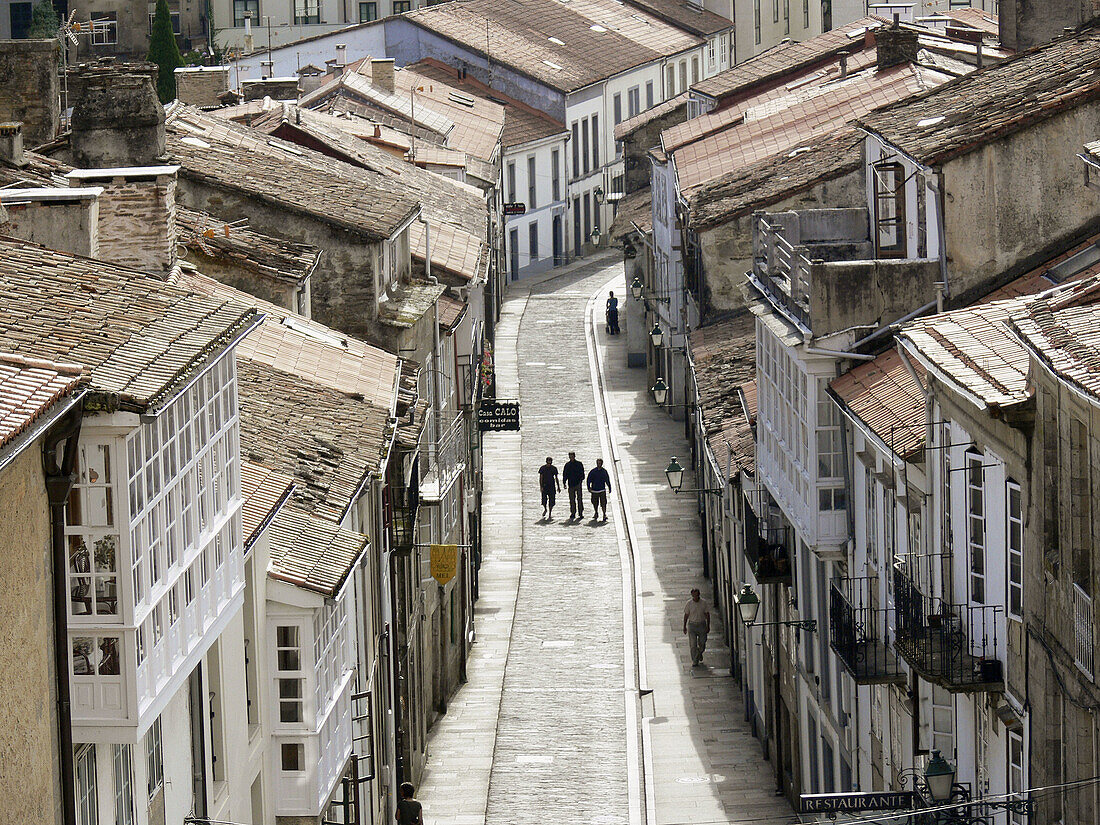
[
  {"left": 542, "top": 59, "right": 563, "bottom": 70},
  {"left": 590, "top": 24, "right": 606, "bottom": 32},
  {"left": 548, "top": 36, "right": 565, "bottom": 46},
  {"left": 917, "top": 116, "right": 945, "bottom": 128}
]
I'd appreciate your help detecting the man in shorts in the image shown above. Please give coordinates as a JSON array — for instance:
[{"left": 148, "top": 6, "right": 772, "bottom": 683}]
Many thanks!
[{"left": 538, "top": 456, "right": 561, "bottom": 520}]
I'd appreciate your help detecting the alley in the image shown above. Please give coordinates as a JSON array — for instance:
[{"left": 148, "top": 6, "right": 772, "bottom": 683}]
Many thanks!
[{"left": 418, "top": 256, "right": 795, "bottom": 825}]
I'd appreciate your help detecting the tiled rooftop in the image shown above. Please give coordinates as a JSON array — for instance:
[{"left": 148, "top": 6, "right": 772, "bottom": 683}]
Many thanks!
[
  {"left": 0, "top": 238, "right": 257, "bottom": 412},
  {"left": 175, "top": 267, "right": 401, "bottom": 408},
  {"left": 687, "top": 127, "right": 864, "bottom": 230},
  {"left": 177, "top": 207, "right": 321, "bottom": 285},
  {"left": 403, "top": 0, "right": 703, "bottom": 93},
  {"left": 621, "top": 0, "right": 731, "bottom": 36},
  {"left": 165, "top": 103, "right": 421, "bottom": 242},
  {"left": 859, "top": 22, "right": 1100, "bottom": 166},
  {"left": 830, "top": 349, "right": 927, "bottom": 460},
  {"left": 379, "top": 281, "right": 448, "bottom": 328},
  {"left": 609, "top": 186, "right": 653, "bottom": 239},
  {"left": 409, "top": 219, "right": 488, "bottom": 283},
  {"left": 675, "top": 62, "right": 950, "bottom": 194},
  {"left": 438, "top": 292, "right": 466, "bottom": 331},
  {"left": 1010, "top": 276, "right": 1100, "bottom": 402},
  {"left": 0, "top": 353, "right": 82, "bottom": 459},
  {"left": 240, "top": 460, "right": 295, "bottom": 547},
  {"left": 690, "top": 16, "right": 886, "bottom": 101},
  {"left": 688, "top": 311, "right": 756, "bottom": 479},
  {"left": 614, "top": 91, "right": 689, "bottom": 142},
  {"left": 266, "top": 503, "right": 368, "bottom": 596}
]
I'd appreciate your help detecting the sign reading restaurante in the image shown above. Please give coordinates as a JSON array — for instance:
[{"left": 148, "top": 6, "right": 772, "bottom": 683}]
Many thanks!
[{"left": 800, "top": 791, "right": 917, "bottom": 814}]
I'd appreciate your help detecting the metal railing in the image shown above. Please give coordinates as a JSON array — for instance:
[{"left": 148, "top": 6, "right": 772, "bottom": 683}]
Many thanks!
[
  {"left": 893, "top": 567, "right": 1004, "bottom": 692},
  {"left": 752, "top": 215, "right": 812, "bottom": 329},
  {"left": 829, "top": 577, "right": 905, "bottom": 684},
  {"left": 1073, "top": 582, "right": 1094, "bottom": 680}
]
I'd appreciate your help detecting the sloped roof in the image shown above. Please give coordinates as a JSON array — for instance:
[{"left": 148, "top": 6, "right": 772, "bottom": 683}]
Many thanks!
[
  {"left": 240, "top": 460, "right": 295, "bottom": 548},
  {"left": 609, "top": 185, "right": 652, "bottom": 239},
  {"left": 985, "top": 232, "right": 1100, "bottom": 301},
  {"left": 409, "top": 219, "right": 487, "bottom": 283},
  {"left": 0, "top": 238, "right": 257, "bottom": 412},
  {"left": 403, "top": 0, "right": 703, "bottom": 94},
  {"left": 674, "top": 61, "right": 951, "bottom": 194},
  {"left": 621, "top": 0, "right": 731, "bottom": 36},
  {"left": 689, "top": 311, "right": 756, "bottom": 479},
  {"left": 165, "top": 104, "right": 421, "bottom": 241},
  {"left": 300, "top": 67, "right": 455, "bottom": 138},
  {"left": 0, "top": 353, "right": 82, "bottom": 458},
  {"left": 614, "top": 91, "right": 689, "bottom": 141},
  {"left": 266, "top": 503, "right": 368, "bottom": 596},
  {"left": 1010, "top": 276, "right": 1100, "bottom": 402},
  {"left": 830, "top": 349, "right": 927, "bottom": 460},
  {"left": 177, "top": 207, "right": 320, "bottom": 286},
  {"left": 859, "top": 22, "right": 1100, "bottom": 167},
  {"left": 394, "top": 63, "right": 505, "bottom": 162},
  {"left": 687, "top": 127, "right": 864, "bottom": 230},
  {"left": 691, "top": 16, "right": 886, "bottom": 101}
]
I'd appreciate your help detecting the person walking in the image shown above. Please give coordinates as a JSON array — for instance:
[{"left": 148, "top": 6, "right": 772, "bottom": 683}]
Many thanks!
[
  {"left": 605, "top": 290, "right": 620, "bottom": 335},
  {"left": 395, "top": 782, "right": 423, "bottom": 824},
  {"left": 683, "top": 588, "right": 711, "bottom": 667},
  {"left": 586, "top": 457, "right": 612, "bottom": 521},
  {"left": 538, "top": 456, "right": 561, "bottom": 520},
  {"left": 562, "top": 451, "right": 586, "bottom": 520}
]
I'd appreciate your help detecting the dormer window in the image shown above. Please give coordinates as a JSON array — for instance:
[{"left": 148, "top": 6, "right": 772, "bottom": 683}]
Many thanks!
[{"left": 872, "top": 159, "right": 907, "bottom": 259}]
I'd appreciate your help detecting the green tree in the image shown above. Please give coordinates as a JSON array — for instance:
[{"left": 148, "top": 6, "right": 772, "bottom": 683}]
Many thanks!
[
  {"left": 27, "top": 0, "right": 59, "bottom": 38},
  {"left": 147, "top": 0, "right": 184, "bottom": 103}
]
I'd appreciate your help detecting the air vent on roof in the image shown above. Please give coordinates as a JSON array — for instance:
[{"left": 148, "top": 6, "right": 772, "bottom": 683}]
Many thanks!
[
  {"left": 542, "top": 59, "right": 563, "bottom": 70},
  {"left": 548, "top": 36, "right": 565, "bottom": 45},
  {"left": 448, "top": 90, "right": 476, "bottom": 107},
  {"left": 282, "top": 315, "right": 348, "bottom": 349},
  {"left": 590, "top": 24, "right": 607, "bottom": 32}
]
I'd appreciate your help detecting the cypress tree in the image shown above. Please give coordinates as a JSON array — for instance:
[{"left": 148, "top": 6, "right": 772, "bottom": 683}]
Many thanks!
[
  {"left": 147, "top": 0, "right": 184, "bottom": 103},
  {"left": 27, "top": 0, "right": 59, "bottom": 38}
]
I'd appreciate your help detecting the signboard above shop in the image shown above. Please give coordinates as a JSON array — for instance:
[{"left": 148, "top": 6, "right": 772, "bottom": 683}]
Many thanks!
[
  {"left": 503, "top": 202, "right": 527, "bottom": 216},
  {"left": 800, "top": 791, "right": 917, "bottom": 814},
  {"left": 478, "top": 400, "right": 520, "bottom": 431}
]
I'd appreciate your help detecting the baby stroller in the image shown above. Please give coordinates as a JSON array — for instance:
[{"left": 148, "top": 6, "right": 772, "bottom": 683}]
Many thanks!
[{"left": 605, "top": 293, "right": 620, "bottom": 335}]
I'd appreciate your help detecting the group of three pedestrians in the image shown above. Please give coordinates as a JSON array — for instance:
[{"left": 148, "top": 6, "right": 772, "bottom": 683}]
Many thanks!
[{"left": 538, "top": 452, "right": 612, "bottom": 521}]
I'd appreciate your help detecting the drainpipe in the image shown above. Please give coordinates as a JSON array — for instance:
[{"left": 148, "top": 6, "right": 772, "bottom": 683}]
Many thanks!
[
  {"left": 42, "top": 399, "right": 84, "bottom": 825},
  {"left": 801, "top": 337, "right": 877, "bottom": 361}
]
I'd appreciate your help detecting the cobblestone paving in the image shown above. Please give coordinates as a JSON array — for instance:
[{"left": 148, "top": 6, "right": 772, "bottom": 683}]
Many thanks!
[{"left": 484, "top": 256, "right": 632, "bottom": 825}]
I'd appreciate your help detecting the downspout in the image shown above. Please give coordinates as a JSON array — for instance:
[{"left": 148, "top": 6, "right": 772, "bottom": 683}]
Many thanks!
[{"left": 43, "top": 398, "right": 84, "bottom": 825}]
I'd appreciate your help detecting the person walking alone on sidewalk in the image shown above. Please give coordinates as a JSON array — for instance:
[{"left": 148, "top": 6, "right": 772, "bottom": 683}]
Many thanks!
[
  {"left": 605, "top": 290, "right": 620, "bottom": 335},
  {"left": 683, "top": 588, "right": 711, "bottom": 667},
  {"left": 562, "top": 451, "right": 586, "bottom": 520},
  {"left": 395, "top": 782, "right": 423, "bottom": 824},
  {"left": 586, "top": 457, "right": 612, "bottom": 521},
  {"left": 538, "top": 456, "right": 561, "bottom": 520}
]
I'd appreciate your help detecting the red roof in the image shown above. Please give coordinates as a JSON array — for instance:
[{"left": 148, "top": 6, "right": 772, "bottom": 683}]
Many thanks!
[
  {"left": 830, "top": 349, "right": 926, "bottom": 460},
  {"left": 0, "top": 353, "right": 82, "bottom": 458}
]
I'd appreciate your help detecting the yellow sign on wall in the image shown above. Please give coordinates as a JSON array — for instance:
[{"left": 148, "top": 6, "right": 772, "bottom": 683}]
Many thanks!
[{"left": 430, "top": 544, "right": 458, "bottom": 585}]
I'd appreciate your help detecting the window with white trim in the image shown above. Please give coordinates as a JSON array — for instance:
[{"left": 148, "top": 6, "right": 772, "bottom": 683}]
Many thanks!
[
  {"left": 113, "top": 744, "right": 135, "bottom": 825},
  {"left": 277, "top": 625, "right": 305, "bottom": 723},
  {"left": 816, "top": 378, "right": 846, "bottom": 512},
  {"left": 1008, "top": 729, "right": 1025, "bottom": 825},
  {"left": 76, "top": 745, "right": 98, "bottom": 825},
  {"left": 293, "top": 0, "right": 319, "bottom": 24},
  {"left": 145, "top": 716, "right": 163, "bottom": 799},
  {"left": 1007, "top": 480, "right": 1023, "bottom": 620},
  {"left": 966, "top": 449, "right": 986, "bottom": 604},
  {"left": 707, "top": 38, "right": 716, "bottom": 70},
  {"left": 314, "top": 593, "right": 352, "bottom": 714},
  {"left": 754, "top": 0, "right": 761, "bottom": 44},
  {"left": 281, "top": 742, "right": 304, "bottom": 772},
  {"left": 66, "top": 441, "right": 119, "bottom": 618}
]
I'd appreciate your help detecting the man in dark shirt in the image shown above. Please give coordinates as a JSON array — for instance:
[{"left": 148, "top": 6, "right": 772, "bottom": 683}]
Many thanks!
[
  {"left": 538, "top": 456, "right": 561, "bottom": 520},
  {"left": 396, "top": 782, "right": 423, "bottom": 824},
  {"left": 606, "top": 290, "right": 620, "bottom": 335},
  {"left": 586, "top": 457, "right": 612, "bottom": 521},
  {"left": 562, "top": 451, "right": 586, "bottom": 520}
]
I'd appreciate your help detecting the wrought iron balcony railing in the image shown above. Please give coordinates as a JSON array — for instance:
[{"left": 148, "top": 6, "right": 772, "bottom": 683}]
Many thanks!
[
  {"left": 892, "top": 567, "right": 1004, "bottom": 693},
  {"left": 752, "top": 524, "right": 794, "bottom": 585},
  {"left": 829, "top": 576, "right": 905, "bottom": 685}
]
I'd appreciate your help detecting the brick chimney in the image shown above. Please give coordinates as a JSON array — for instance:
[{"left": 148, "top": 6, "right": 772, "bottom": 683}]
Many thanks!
[
  {"left": 371, "top": 59, "right": 396, "bottom": 94},
  {"left": 999, "top": 0, "right": 1093, "bottom": 52},
  {"left": 875, "top": 20, "right": 920, "bottom": 70},
  {"left": 70, "top": 62, "right": 166, "bottom": 169},
  {"left": 66, "top": 167, "right": 180, "bottom": 275},
  {"left": 0, "top": 187, "right": 102, "bottom": 258},
  {"left": 0, "top": 40, "right": 60, "bottom": 148},
  {"left": 0, "top": 122, "right": 26, "bottom": 168}
]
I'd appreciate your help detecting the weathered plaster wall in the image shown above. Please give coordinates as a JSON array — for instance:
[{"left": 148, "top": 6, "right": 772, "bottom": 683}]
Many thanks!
[
  {"left": 943, "top": 101, "right": 1100, "bottom": 306},
  {"left": 999, "top": 0, "right": 1096, "bottom": 52},
  {"left": 810, "top": 258, "right": 938, "bottom": 336},
  {"left": 621, "top": 103, "right": 687, "bottom": 194},
  {"left": 0, "top": 198, "right": 100, "bottom": 258},
  {"left": 0, "top": 444, "right": 62, "bottom": 825},
  {"left": 696, "top": 167, "right": 864, "bottom": 316},
  {"left": 183, "top": 252, "right": 299, "bottom": 312},
  {"left": 0, "top": 39, "right": 60, "bottom": 147}
]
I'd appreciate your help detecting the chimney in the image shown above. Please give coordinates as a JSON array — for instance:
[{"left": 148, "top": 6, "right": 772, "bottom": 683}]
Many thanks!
[
  {"left": 0, "top": 122, "right": 26, "bottom": 168},
  {"left": 173, "top": 66, "right": 231, "bottom": 108},
  {"left": 371, "top": 58, "right": 396, "bottom": 94},
  {"left": 875, "top": 20, "right": 920, "bottom": 70},
  {"left": 999, "top": 0, "right": 1091, "bottom": 52},
  {"left": 335, "top": 44, "right": 347, "bottom": 70},
  {"left": 838, "top": 50, "right": 849, "bottom": 80},
  {"left": 66, "top": 167, "right": 180, "bottom": 275},
  {"left": 0, "top": 187, "right": 102, "bottom": 258},
  {"left": 70, "top": 61, "right": 165, "bottom": 169},
  {"left": 0, "top": 40, "right": 61, "bottom": 147}
]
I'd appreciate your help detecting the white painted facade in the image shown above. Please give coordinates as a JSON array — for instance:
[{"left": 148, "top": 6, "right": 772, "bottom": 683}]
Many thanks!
[{"left": 504, "top": 132, "right": 569, "bottom": 277}]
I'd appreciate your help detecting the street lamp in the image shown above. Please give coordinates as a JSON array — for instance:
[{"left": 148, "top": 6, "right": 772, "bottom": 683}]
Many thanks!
[
  {"left": 631, "top": 276, "right": 643, "bottom": 299},
  {"left": 592, "top": 226, "right": 602, "bottom": 246},
  {"left": 664, "top": 456, "right": 723, "bottom": 496},
  {"left": 735, "top": 584, "right": 817, "bottom": 632},
  {"left": 650, "top": 322, "right": 664, "bottom": 348},
  {"left": 924, "top": 750, "right": 956, "bottom": 804},
  {"left": 651, "top": 377, "right": 669, "bottom": 405}
]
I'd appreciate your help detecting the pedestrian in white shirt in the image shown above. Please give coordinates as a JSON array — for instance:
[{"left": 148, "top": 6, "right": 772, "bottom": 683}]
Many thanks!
[{"left": 683, "top": 588, "right": 711, "bottom": 667}]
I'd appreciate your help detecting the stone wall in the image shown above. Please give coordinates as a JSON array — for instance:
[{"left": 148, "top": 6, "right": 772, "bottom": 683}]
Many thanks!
[
  {"left": 620, "top": 100, "right": 687, "bottom": 195},
  {"left": 0, "top": 195, "right": 100, "bottom": 258},
  {"left": 0, "top": 39, "right": 60, "bottom": 147},
  {"left": 175, "top": 67, "right": 230, "bottom": 108},
  {"left": 70, "top": 62, "right": 165, "bottom": 168},
  {"left": 73, "top": 173, "right": 177, "bottom": 274},
  {"left": 999, "top": 0, "right": 1096, "bottom": 52},
  {"left": 182, "top": 251, "right": 298, "bottom": 310},
  {"left": 0, "top": 445, "right": 62, "bottom": 825},
  {"left": 810, "top": 258, "right": 938, "bottom": 336}
]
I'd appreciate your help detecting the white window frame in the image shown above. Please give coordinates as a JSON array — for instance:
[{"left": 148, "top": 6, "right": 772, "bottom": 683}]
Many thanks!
[
  {"left": 276, "top": 624, "right": 306, "bottom": 724},
  {"left": 113, "top": 744, "right": 135, "bottom": 825},
  {"left": 145, "top": 716, "right": 163, "bottom": 799},
  {"left": 77, "top": 745, "right": 98, "bottom": 825},
  {"left": 1008, "top": 729, "right": 1025, "bottom": 825},
  {"left": 1007, "top": 480, "right": 1023, "bottom": 620},
  {"left": 966, "top": 449, "right": 986, "bottom": 604}
]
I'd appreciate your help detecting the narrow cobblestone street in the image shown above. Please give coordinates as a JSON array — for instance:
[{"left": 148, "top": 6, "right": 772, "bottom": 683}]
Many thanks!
[{"left": 418, "top": 255, "right": 795, "bottom": 825}]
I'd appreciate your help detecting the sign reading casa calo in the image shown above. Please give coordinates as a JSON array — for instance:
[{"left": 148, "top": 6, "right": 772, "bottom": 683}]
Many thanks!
[
  {"left": 800, "top": 791, "right": 917, "bottom": 814},
  {"left": 478, "top": 400, "right": 520, "bottom": 431}
]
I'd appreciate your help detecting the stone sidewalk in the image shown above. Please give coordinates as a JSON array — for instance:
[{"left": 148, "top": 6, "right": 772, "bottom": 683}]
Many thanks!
[{"left": 417, "top": 257, "right": 795, "bottom": 825}]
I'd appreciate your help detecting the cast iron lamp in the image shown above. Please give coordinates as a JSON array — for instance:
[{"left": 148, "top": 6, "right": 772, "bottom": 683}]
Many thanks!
[
  {"left": 650, "top": 322, "right": 664, "bottom": 347},
  {"left": 924, "top": 750, "right": 956, "bottom": 804},
  {"left": 651, "top": 377, "right": 669, "bottom": 405},
  {"left": 735, "top": 584, "right": 817, "bottom": 632},
  {"left": 631, "top": 276, "right": 644, "bottom": 299},
  {"left": 664, "top": 456, "right": 722, "bottom": 496}
]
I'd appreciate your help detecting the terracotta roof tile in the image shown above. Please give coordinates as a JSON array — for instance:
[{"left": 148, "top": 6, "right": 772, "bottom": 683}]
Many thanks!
[
  {"left": 689, "top": 312, "right": 756, "bottom": 478},
  {"left": 620, "top": 0, "right": 731, "bottom": 36},
  {"left": 859, "top": 22, "right": 1100, "bottom": 166},
  {"left": 615, "top": 92, "right": 689, "bottom": 141},
  {"left": 0, "top": 353, "right": 82, "bottom": 457},
  {"left": 240, "top": 460, "right": 295, "bottom": 547},
  {"left": 610, "top": 186, "right": 652, "bottom": 239},
  {"left": 266, "top": 503, "right": 367, "bottom": 596},
  {"left": 830, "top": 349, "right": 926, "bottom": 460}
]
